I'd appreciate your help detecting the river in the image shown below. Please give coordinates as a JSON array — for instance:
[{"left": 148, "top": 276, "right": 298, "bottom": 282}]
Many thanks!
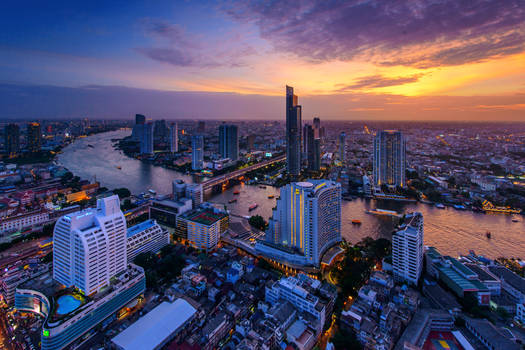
[{"left": 57, "top": 130, "right": 524, "bottom": 259}]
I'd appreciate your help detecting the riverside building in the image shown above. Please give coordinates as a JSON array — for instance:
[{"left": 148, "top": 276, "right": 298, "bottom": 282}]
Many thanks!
[
  {"left": 286, "top": 86, "right": 302, "bottom": 176},
  {"left": 373, "top": 130, "right": 406, "bottom": 187},
  {"left": 392, "top": 212, "right": 424, "bottom": 285},
  {"left": 126, "top": 219, "right": 169, "bottom": 263},
  {"left": 256, "top": 180, "right": 341, "bottom": 267}
]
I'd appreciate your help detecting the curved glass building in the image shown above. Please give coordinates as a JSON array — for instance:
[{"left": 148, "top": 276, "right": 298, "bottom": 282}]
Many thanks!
[{"left": 257, "top": 179, "right": 341, "bottom": 267}]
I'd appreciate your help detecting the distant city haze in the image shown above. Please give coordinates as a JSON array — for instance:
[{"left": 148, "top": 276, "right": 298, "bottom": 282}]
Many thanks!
[{"left": 1, "top": 84, "right": 524, "bottom": 121}]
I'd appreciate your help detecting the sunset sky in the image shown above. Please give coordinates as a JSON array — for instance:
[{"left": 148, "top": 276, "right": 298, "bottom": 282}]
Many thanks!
[{"left": 1, "top": 0, "right": 524, "bottom": 121}]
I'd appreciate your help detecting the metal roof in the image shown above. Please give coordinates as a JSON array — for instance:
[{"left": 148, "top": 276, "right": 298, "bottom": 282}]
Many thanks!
[{"left": 112, "top": 299, "right": 197, "bottom": 350}]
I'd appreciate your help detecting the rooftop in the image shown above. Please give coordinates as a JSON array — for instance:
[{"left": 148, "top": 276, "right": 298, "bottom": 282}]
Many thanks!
[
  {"left": 464, "top": 316, "right": 520, "bottom": 350},
  {"left": 112, "top": 299, "right": 197, "bottom": 350},
  {"left": 464, "top": 264, "right": 498, "bottom": 282},
  {"left": 127, "top": 219, "right": 157, "bottom": 238},
  {"left": 17, "top": 265, "right": 144, "bottom": 326},
  {"left": 488, "top": 266, "right": 525, "bottom": 293},
  {"left": 181, "top": 208, "right": 227, "bottom": 226}
]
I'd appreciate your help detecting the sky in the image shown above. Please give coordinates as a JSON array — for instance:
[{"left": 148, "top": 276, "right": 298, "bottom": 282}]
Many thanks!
[{"left": 1, "top": 0, "right": 524, "bottom": 121}]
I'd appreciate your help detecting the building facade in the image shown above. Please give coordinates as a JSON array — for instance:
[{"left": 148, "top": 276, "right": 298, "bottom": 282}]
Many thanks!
[
  {"left": 218, "top": 124, "right": 239, "bottom": 161},
  {"left": 259, "top": 180, "right": 341, "bottom": 267},
  {"left": 192, "top": 135, "right": 204, "bottom": 170},
  {"left": 373, "top": 130, "right": 406, "bottom": 187},
  {"left": 140, "top": 122, "right": 154, "bottom": 155},
  {"left": 0, "top": 209, "right": 49, "bottom": 233},
  {"left": 286, "top": 86, "right": 302, "bottom": 176},
  {"left": 179, "top": 207, "right": 228, "bottom": 251},
  {"left": 169, "top": 122, "right": 178, "bottom": 153},
  {"left": 27, "top": 122, "right": 42, "bottom": 152},
  {"left": 392, "top": 212, "right": 424, "bottom": 285},
  {"left": 126, "top": 219, "right": 170, "bottom": 263},
  {"left": 53, "top": 195, "right": 127, "bottom": 295},
  {"left": 4, "top": 123, "right": 20, "bottom": 158}
]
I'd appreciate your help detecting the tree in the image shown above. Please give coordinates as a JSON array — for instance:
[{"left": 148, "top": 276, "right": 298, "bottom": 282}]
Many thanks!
[
  {"left": 331, "top": 328, "right": 361, "bottom": 350},
  {"left": 249, "top": 215, "right": 268, "bottom": 231},
  {"left": 113, "top": 187, "right": 131, "bottom": 199}
]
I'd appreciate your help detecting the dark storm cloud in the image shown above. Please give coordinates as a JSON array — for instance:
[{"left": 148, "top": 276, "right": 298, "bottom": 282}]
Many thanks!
[
  {"left": 336, "top": 73, "right": 424, "bottom": 91},
  {"left": 222, "top": 0, "right": 525, "bottom": 67}
]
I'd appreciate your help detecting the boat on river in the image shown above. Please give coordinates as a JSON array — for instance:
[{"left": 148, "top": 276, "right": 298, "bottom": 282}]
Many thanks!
[
  {"left": 268, "top": 195, "right": 275, "bottom": 199},
  {"left": 366, "top": 208, "right": 399, "bottom": 217},
  {"left": 249, "top": 203, "right": 258, "bottom": 211},
  {"left": 435, "top": 203, "right": 445, "bottom": 209},
  {"left": 233, "top": 190, "right": 240, "bottom": 195},
  {"left": 228, "top": 199, "right": 237, "bottom": 203},
  {"left": 351, "top": 219, "right": 362, "bottom": 225},
  {"left": 486, "top": 231, "right": 491, "bottom": 239}
]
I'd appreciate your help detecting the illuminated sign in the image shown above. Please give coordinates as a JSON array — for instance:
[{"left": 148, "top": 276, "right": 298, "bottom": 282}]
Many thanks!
[
  {"left": 43, "top": 329, "right": 50, "bottom": 337},
  {"left": 265, "top": 152, "right": 272, "bottom": 157}
]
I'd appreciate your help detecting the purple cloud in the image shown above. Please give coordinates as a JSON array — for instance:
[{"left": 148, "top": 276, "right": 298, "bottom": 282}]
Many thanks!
[
  {"left": 136, "top": 19, "right": 256, "bottom": 68},
  {"left": 336, "top": 73, "right": 424, "bottom": 91},
  {"left": 222, "top": 0, "right": 525, "bottom": 67}
]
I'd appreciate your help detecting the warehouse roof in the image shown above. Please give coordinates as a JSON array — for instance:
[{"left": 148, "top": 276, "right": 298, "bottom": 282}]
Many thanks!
[{"left": 112, "top": 299, "right": 197, "bottom": 350}]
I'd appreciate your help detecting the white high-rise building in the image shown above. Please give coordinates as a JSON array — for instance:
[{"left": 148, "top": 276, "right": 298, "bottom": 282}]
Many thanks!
[
  {"left": 392, "top": 212, "right": 424, "bottom": 285},
  {"left": 169, "top": 122, "right": 178, "bottom": 153},
  {"left": 53, "top": 195, "right": 127, "bottom": 295},
  {"left": 259, "top": 179, "right": 341, "bottom": 267}
]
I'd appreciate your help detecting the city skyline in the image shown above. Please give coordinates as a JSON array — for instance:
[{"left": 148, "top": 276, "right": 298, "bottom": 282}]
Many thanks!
[{"left": 1, "top": 1, "right": 525, "bottom": 121}]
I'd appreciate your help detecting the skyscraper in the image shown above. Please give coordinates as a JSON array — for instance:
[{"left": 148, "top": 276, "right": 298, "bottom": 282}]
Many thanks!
[
  {"left": 313, "top": 117, "right": 320, "bottom": 138},
  {"left": 339, "top": 132, "right": 346, "bottom": 164},
  {"left": 312, "top": 138, "right": 321, "bottom": 171},
  {"left": 53, "top": 195, "right": 127, "bottom": 295},
  {"left": 373, "top": 130, "right": 406, "bottom": 187},
  {"left": 392, "top": 212, "right": 424, "bottom": 285},
  {"left": 4, "top": 124, "right": 20, "bottom": 158},
  {"left": 286, "top": 86, "right": 302, "bottom": 176},
  {"left": 132, "top": 114, "right": 146, "bottom": 141},
  {"left": 218, "top": 124, "right": 239, "bottom": 161},
  {"left": 303, "top": 124, "right": 314, "bottom": 167},
  {"left": 154, "top": 119, "right": 169, "bottom": 142},
  {"left": 259, "top": 180, "right": 341, "bottom": 267},
  {"left": 135, "top": 114, "right": 146, "bottom": 125},
  {"left": 169, "top": 122, "right": 178, "bottom": 153},
  {"left": 192, "top": 134, "right": 204, "bottom": 170},
  {"left": 27, "top": 122, "right": 42, "bottom": 152},
  {"left": 140, "top": 122, "right": 155, "bottom": 155}
]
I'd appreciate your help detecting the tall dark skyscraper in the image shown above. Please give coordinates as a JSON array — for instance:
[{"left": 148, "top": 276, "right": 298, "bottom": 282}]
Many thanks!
[
  {"left": 135, "top": 114, "right": 146, "bottom": 125},
  {"left": 373, "top": 130, "right": 406, "bottom": 187},
  {"left": 219, "top": 124, "right": 239, "bottom": 161},
  {"left": 303, "top": 124, "right": 314, "bottom": 169},
  {"left": 312, "top": 138, "right": 321, "bottom": 171},
  {"left": 313, "top": 117, "right": 320, "bottom": 138},
  {"left": 154, "top": 120, "right": 169, "bottom": 142},
  {"left": 27, "top": 122, "right": 42, "bottom": 152},
  {"left": 286, "top": 85, "right": 302, "bottom": 176},
  {"left": 132, "top": 114, "right": 146, "bottom": 141},
  {"left": 4, "top": 124, "right": 20, "bottom": 158}
]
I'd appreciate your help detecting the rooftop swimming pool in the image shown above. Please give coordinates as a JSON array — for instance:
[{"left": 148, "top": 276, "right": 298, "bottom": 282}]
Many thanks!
[{"left": 55, "top": 294, "right": 82, "bottom": 315}]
